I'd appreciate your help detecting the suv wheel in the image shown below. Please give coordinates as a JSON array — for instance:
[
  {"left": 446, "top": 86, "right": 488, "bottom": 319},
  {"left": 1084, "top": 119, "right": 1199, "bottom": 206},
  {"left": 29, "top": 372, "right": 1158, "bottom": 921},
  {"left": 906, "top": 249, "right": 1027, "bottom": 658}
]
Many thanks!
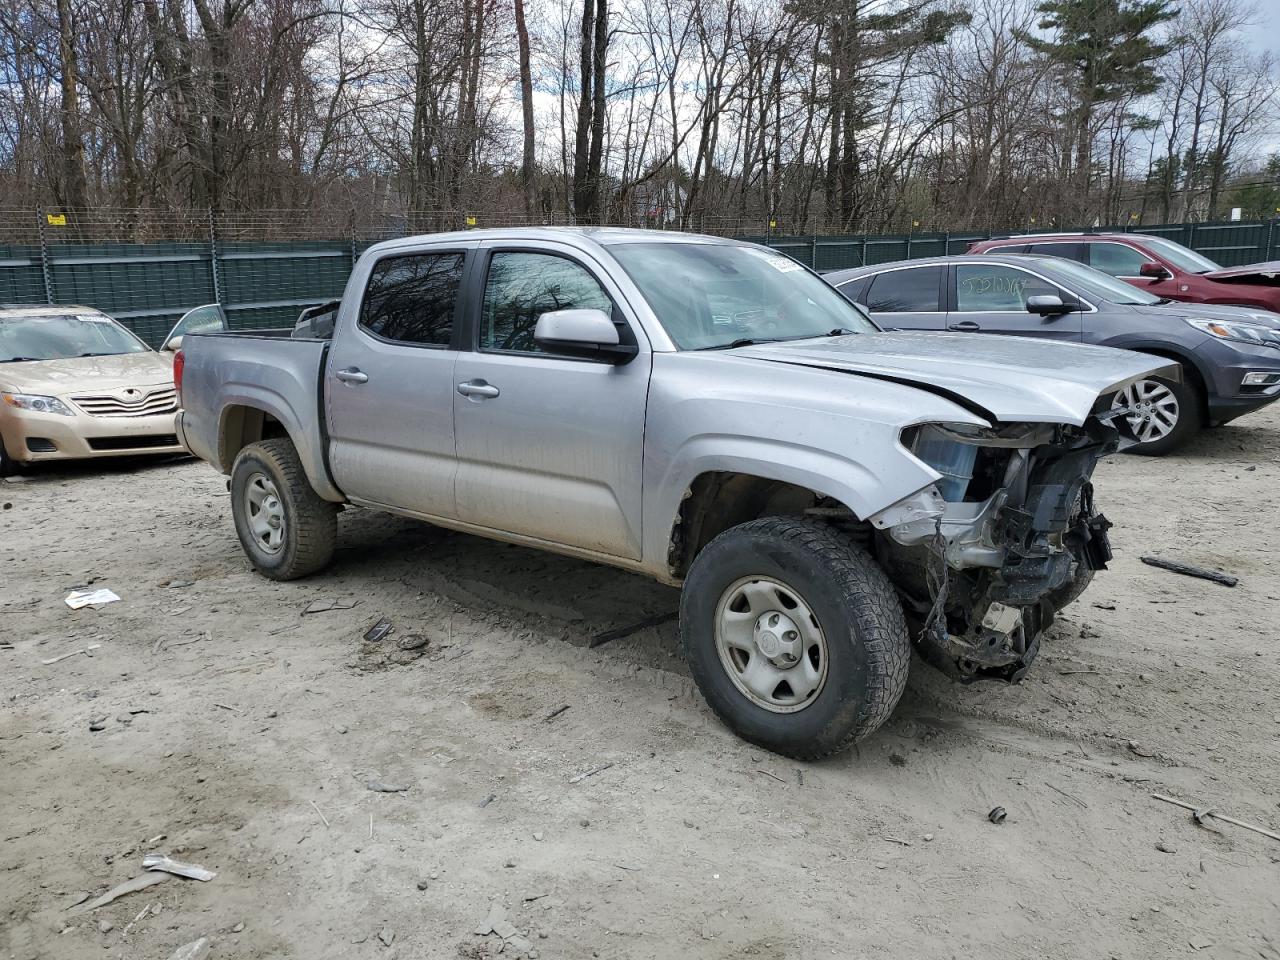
[
  {"left": 681, "top": 517, "right": 911, "bottom": 759},
  {"left": 1112, "top": 374, "right": 1201, "bottom": 456},
  {"left": 230, "top": 438, "right": 337, "bottom": 580}
]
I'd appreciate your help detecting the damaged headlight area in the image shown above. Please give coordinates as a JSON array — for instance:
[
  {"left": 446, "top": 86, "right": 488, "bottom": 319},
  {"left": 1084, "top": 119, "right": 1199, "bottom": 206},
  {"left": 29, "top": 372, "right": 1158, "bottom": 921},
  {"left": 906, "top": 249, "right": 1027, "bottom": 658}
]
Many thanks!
[{"left": 869, "top": 418, "right": 1120, "bottom": 684}]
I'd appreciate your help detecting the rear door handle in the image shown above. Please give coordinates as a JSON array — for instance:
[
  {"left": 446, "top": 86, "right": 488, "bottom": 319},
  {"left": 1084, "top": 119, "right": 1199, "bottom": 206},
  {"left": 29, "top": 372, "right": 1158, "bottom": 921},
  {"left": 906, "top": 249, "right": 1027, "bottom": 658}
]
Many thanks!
[
  {"left": 457, "top": 379, "right": 500, "bottom": 399},
  {"left": 335, "top": 367, "right": 368, "bottom": 384},
  {"left": 948, "top": 321, "right": 981, "bottom": 332}
]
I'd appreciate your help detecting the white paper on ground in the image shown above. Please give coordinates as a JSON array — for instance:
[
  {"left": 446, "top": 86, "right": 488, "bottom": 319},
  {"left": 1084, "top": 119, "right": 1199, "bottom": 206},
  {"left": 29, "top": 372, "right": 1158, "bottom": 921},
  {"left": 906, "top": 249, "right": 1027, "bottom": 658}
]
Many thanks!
[{"left": 64, "top": 588, "right": 121, "bottom": 609}]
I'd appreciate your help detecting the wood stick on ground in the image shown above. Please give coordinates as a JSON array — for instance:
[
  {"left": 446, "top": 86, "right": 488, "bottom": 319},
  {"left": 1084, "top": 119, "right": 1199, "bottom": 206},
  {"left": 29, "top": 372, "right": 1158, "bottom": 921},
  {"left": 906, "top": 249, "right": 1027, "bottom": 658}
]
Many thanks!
[
  {"left": 309, "top": 799, "right": 330, "bottom": 828},
  {"left": 1152, "top": 793, "right": 1280, "bottom": 842},
  {"left": 1139, "top": 556, "right": 1238, "bottom": 587}
]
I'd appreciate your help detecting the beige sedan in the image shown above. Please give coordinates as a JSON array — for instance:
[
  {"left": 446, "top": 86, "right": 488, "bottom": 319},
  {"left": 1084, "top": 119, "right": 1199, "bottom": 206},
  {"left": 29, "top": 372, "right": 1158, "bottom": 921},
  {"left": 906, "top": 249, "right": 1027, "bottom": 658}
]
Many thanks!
[{"left": 0, "top": 303, "right": 224, "bottom": 474}]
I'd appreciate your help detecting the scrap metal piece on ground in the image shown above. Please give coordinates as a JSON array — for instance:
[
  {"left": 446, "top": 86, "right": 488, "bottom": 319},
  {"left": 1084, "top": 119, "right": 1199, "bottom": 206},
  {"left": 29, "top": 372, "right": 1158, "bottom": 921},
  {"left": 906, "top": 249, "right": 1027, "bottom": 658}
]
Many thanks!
[
  {"left": 365, "top": 780, "right": 409, "bottom": 793},
  {"left": 301, "top": 598, "right": 359, "bottom": 615},
  {"left": 142, "top": 854, "right": 217, "bottom": 882},
  {"left": 167, "top": 938, "right": 211, "bottom": 960},
  {"left": 1152, "top": 793, "right": 1280, "bottom": 842},
  {"left": 363, "top": 617, "right": 393, "bottom": 642},
  {"left": 1139, "top": 556, "right": 1238, "bottom": 587},
  {"left": 41, "top": 644, "right": 101, "bottom": 665},
  {"left": 64, "top": 589, "right": 121, "bottom": 609},
  {"left": 588, "top": 611, "right": 677, "bottom": 648},
  {"left": 67, "top": 872, "right": 170, "bottom": 916}
]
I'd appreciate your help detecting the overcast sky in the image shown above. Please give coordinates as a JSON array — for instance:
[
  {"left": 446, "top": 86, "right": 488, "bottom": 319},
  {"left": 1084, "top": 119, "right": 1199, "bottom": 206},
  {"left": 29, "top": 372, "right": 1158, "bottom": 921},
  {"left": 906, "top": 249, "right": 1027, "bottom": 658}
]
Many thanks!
[{"left": 1251, "top": 0, "right": 1280, "bottom": 55}]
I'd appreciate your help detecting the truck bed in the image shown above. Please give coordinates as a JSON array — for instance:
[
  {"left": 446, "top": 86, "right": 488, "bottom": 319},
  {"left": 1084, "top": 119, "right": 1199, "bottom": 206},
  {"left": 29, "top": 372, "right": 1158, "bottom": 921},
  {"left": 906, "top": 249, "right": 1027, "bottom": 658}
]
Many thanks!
[{"left": 176, "top": 330, "right": 341, "bottom": 501}]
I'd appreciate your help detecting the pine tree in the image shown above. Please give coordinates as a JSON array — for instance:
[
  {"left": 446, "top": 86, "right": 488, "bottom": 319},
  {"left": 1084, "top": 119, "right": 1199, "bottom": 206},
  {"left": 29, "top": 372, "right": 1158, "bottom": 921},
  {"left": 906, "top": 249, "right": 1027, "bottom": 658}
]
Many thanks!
[{"left": 1020, "top": 0, "right": 1178, "bottom": 205}]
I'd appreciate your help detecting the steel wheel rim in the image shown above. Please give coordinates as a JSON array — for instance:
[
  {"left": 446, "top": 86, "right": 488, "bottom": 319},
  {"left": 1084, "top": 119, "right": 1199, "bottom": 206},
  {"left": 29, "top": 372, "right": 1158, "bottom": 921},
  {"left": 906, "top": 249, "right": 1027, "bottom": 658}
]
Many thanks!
[
  {"left": 714, "top": 575, "right": 829, "bottom": 714},
  {"left": 244, "top": 472, "right": 286, "bottom": 555},
  {"left": 1113, "top": 379, "right": 1179, "bottom": 443}
]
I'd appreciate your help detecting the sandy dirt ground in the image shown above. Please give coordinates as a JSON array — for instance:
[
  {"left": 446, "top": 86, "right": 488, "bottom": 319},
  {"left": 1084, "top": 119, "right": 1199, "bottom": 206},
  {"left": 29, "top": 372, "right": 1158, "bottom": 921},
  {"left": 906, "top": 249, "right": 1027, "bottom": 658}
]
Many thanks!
[{"left": 2, "top": 408, "right": 1279, "bottom": 960}]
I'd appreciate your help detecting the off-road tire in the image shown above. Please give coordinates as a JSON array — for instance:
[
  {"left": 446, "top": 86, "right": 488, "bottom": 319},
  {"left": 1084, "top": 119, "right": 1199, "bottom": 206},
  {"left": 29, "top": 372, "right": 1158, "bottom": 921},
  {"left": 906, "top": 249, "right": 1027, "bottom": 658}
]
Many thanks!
[
  {"left": 230, "top": 438, "right": 337, "bottom": 580},
  {"left": 680, "top": 517, "right": 911, "bottom": 760},
  {"left": 1121, "top": 373, "right": 1202, "bottom": 457}
]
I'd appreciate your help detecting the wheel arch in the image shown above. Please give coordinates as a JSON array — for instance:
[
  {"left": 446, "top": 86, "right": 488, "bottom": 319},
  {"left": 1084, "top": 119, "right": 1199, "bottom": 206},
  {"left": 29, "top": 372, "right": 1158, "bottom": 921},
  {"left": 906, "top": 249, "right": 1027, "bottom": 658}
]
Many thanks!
[
  {"left": 1099, "top": 340, "right": 1211, "bottom": 421},
  {"left": 666, "top": 470, "right": 867, "bottom": 580},
  {"left": 216, "top": 392, "right": 343, "bottom": 501}
]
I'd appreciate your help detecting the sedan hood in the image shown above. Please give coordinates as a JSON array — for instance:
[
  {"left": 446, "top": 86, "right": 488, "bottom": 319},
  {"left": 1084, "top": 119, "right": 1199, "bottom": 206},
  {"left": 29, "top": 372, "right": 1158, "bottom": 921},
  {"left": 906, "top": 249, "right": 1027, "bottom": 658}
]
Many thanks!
[
  {"left": 0, "top": 352, "right": 172, "bottom": 395},
  {"left": 1202, "top": 260, "right": 1280, "bottom": 282},
  {"left": 733, "top": 332, "right": 1178, "bottom": 425}
]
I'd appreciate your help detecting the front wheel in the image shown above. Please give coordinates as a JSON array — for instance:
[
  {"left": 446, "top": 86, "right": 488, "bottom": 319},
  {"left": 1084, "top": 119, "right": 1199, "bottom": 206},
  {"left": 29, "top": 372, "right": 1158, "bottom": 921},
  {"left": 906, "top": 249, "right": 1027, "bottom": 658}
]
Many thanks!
[
  {"left": 1112, "top": 374, "right": 1202, "bottom": 456},
  {"left": 680, "top": 517, "right": 911, "bottom": 760},
  {"left": 230, "top": 438, "right": 337, "bottom": 580}
]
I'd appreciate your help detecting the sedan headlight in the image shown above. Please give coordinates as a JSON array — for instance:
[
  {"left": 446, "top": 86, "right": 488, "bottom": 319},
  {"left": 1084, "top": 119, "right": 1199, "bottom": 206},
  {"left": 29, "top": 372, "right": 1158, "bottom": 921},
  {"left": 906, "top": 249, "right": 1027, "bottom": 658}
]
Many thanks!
[
  {"left": 1185, "top": 317, "right": 1280, "bottom": 349},
  {"left": 2, "top": 393, "right": 75, "bottom": 416}
]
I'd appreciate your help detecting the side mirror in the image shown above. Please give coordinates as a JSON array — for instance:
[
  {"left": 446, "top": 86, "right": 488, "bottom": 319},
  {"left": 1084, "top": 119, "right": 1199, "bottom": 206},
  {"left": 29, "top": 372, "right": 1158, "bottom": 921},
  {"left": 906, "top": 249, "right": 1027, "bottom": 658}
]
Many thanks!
[
  {"left": 1139, "top": 262, "right": 1171, "bottom": 280},
  {"left": 163, "top": 335, "right": 183, "bottom": 352},
  {"left": 1026, "top": 294, "right": 1067, "bottom": 316},
  {"left": 533, "top": 309, "right": 637, "bottom": 364}
]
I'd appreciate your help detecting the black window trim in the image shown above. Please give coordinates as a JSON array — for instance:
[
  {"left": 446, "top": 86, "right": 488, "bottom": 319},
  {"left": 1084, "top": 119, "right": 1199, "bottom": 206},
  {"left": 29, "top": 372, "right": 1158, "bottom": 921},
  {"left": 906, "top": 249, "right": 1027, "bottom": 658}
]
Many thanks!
[
  {"left": 469, "top": 245, "right": 637, "bottom": 363},
  {"left": 354, "top": 247, "right": 473, "bottom": 351}
]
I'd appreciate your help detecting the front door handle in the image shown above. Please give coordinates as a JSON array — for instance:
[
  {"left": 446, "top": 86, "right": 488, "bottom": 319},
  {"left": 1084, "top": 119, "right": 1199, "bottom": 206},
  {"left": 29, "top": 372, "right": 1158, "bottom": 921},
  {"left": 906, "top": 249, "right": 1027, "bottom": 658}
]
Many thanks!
[
  {"left": 948, "top": 321, "right": 981, "bottom": 332},
  {"left": 335, "top": 367, "right": 368, "bottom": 384},
  {"left": 457, "top": 379, "right": 500, "bottom": 399}
]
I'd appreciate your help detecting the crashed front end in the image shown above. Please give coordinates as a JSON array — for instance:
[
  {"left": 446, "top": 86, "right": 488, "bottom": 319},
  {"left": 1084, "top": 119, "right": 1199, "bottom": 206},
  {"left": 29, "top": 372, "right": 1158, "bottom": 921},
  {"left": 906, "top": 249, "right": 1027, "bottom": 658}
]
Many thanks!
[{"left": 869, "top": 408, "right": 1130, "bottom": 683}]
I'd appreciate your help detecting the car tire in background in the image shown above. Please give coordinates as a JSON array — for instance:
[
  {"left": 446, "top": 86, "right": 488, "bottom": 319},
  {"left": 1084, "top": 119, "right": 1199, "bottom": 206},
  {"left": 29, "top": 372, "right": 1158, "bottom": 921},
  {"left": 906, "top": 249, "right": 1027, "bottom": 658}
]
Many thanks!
[
  {"left": 680, "top": 516, "right": 911, "bottom": 760},
  {"left": 0, "top": 432, "right": 17, "bottom": 478},
  {"left": 230, "top": 438, "right": 337, "bottom": 580},
  {"left": 1112, "top": 373, "right": 1202, "bottom": 456}
]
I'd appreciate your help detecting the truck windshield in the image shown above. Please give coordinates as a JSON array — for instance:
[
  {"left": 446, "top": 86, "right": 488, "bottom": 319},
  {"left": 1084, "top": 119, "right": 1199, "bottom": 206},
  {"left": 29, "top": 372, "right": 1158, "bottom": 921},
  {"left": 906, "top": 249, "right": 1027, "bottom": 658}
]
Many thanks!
[
  {"left": 0, "top": 313, "right": 149, "bottom": 362},
  {"left": 610, "top": 241, "right": 878, "bottom": 350}
]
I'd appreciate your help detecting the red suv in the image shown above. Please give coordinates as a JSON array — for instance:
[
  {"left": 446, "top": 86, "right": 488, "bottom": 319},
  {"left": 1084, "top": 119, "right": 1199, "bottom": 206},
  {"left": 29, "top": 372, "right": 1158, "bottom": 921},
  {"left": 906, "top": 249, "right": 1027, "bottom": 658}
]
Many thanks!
[{"left": 968, "top": 233, "right": 1280, "bottom": 314}]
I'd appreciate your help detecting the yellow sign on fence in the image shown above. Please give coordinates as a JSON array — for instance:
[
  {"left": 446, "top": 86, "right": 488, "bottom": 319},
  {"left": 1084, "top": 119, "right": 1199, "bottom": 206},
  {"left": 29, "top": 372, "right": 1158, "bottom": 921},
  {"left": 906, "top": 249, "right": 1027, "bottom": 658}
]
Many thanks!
[
  {"left": 46, "top": 213, "right": 66, "bottom": 226},
  {"left": 465, "top": 215, "right": 477, "bottom": 227}
]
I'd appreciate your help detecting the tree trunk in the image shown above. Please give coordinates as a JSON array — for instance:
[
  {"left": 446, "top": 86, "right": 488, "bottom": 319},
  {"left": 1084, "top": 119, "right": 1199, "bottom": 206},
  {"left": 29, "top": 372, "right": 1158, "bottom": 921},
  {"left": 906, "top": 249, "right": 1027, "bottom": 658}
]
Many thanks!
[
  {"left": 515, "top": 0, "right": 536, "bottom": 218},
  {"left": 54, "top": 0, "right": 88, "bottom": 216}
]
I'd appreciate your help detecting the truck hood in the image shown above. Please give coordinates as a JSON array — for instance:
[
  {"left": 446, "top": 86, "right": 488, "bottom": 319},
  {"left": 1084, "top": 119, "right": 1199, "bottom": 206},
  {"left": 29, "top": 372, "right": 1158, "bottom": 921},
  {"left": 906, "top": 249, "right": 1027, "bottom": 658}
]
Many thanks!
[
  {"left": 732, "top": 332, "right": 1178, "bottom": 425},
  {"left": 0, "top": 351, "right": 172, "bottom": 396},
  {"left": 1202, "top": 260, "right": 1280, "bottom": 283}
]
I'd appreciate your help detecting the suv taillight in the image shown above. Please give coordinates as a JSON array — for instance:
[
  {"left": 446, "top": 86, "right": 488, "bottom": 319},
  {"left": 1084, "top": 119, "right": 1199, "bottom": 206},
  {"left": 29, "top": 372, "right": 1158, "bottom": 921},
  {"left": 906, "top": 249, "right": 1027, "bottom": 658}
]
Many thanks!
[{"left": 173, "top": 349, "right": 185, "bottom": 405}]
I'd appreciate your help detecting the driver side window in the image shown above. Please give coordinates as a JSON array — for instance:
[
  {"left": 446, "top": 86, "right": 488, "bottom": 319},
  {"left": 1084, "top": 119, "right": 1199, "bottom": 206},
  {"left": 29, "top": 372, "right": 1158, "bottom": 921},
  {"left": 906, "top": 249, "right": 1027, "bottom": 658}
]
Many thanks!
[
  {"left": 481, "top": 252, "right": 613, "bottom": 353},
  {"left": 954, "top": 264, "right": 1060, "bottom": 312}
]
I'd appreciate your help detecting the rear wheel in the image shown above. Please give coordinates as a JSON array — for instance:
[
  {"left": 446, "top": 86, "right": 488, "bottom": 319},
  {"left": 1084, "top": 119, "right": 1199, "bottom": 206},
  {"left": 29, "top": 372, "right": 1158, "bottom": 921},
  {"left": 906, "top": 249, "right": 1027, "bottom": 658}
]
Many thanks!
[
  {"left": 681, "top": 517, "right": 911, "bottom": 759},
  {"left": 1112, "top": 374, "right": 1201, "bottom": 456},
  {"left": 230, "top": 438, "right": 337, "bottom": 580}
]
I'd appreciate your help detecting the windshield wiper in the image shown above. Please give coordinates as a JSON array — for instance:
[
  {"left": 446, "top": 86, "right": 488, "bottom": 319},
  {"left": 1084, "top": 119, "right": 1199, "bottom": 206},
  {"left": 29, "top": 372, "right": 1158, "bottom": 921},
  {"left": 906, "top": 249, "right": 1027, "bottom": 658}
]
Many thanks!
[
  {"left": 825, "top": 327, "right": 858, "bottom": 336},
  {"left": 1, "top": 357, "right": 41, "bottom": 363},
  {"left": 694, "top": 337, "right": 787, "bottom": 351}
]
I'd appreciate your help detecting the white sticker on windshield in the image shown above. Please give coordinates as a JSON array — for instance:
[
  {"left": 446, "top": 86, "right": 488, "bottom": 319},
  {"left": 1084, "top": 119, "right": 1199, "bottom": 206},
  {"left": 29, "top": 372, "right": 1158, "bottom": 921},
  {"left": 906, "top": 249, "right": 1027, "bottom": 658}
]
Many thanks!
[
  {"left": 743, "top": 247, "right": 804, "bottom": 273},
  {"left": 76, "top": 314, "right": 111, "bottom": 323}
]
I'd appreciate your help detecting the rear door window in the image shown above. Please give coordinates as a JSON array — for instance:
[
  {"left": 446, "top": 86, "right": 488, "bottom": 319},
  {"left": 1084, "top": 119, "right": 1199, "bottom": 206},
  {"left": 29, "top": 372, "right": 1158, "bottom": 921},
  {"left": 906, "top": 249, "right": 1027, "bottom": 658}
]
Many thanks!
[
  {"left": 359, "top": 252, "right": 466, "bottom": 347},
  {"left": 1025, "top": 242, "right": 1084, "bottom": 262},
  {"left": 866, "top": 266, "right": 943, "bottom": 312}
]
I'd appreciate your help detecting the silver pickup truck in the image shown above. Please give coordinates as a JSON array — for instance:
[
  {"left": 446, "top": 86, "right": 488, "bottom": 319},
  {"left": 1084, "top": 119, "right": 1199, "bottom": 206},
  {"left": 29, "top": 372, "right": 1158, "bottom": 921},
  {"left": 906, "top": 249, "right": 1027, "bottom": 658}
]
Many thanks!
[{"left": 176, "top": 228, "right": 1172, "bottom": 758}]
